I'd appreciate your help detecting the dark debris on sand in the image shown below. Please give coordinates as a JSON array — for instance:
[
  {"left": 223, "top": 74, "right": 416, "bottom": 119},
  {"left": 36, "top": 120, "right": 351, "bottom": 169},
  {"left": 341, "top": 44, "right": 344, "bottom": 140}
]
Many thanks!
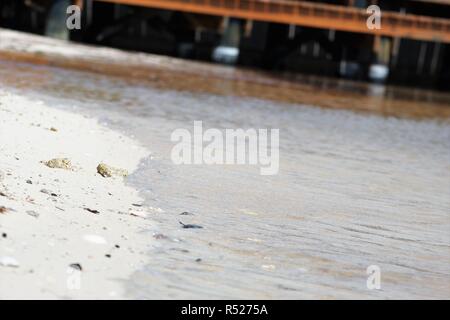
[{"left": 179, "top": 221, "right": 203, "bottom": 229}]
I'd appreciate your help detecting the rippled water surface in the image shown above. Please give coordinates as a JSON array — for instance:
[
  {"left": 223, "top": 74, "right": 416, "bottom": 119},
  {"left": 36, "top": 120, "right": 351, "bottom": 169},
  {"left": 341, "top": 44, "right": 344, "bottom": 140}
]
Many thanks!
[{"left": 1, "top": 56, "right": 449, "bottom": 299}]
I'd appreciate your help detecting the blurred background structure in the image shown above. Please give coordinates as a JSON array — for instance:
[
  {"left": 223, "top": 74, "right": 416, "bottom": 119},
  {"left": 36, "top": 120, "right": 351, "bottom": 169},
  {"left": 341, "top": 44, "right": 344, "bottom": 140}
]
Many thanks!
[{"left": 1, "top": 0, "right": 449, "bottom": 89}]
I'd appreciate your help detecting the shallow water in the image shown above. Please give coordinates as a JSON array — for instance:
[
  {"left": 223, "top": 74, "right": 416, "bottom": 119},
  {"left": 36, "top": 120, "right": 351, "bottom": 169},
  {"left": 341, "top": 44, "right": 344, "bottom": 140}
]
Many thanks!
[{"left": 1, "top": 57, "right": 449, "bottom": 299}]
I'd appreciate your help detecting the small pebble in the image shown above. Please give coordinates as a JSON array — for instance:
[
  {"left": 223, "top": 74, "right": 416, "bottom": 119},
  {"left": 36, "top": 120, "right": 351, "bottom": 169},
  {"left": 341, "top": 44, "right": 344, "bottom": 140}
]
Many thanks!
[
  {"left": 69, "top": 263, "right": 82, "bottom": 271},
  {"left": 179, "top": 221, "right": 203, "bottom": 229},
  {"left": 43, "top": 158, "right": 72, "bottom": 170},
  {"left": 27, "top": 210, "right": 39, "bottom": 218},
  {"left": 97, "top": 163, "right": 128, "bottom": 178},
  {"left": 84, "top": 208, "right": 100, "bottom": 214}
]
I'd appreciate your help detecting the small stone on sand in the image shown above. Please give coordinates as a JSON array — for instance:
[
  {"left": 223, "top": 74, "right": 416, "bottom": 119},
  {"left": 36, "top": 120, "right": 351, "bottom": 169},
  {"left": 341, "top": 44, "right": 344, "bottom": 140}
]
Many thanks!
[
  {"left": 27, "top": 210, "right": 39, "bottom": 218},
  {"left": 179, "top": 221, "right": 203, "bottom": 229},
  {"left": 129, "top": 210, "right": 147, "bottom": 218},
  {"left": 43, "top": 158, "right": 72, "bottom": 170},
  {"left": 97, "top": 163, "right": 128, "bottom": 178},
  {"left": 69, "top": 263, "right": 82, "bottom": 271},
  {"left": 84, "top": 208, "right": 100, "bottom": 214}
]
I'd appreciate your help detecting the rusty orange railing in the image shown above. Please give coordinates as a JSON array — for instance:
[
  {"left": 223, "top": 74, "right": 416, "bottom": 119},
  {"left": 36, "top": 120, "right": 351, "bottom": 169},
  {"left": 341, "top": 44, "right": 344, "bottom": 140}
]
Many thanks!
[{"left": 95, "top": 0, "right": 450, "bottom": 42}]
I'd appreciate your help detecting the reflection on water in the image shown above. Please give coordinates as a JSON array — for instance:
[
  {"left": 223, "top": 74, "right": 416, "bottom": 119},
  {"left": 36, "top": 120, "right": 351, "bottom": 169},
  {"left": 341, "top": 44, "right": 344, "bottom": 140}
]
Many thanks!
[
  {"left": 1, "top": 53, "right": 450, "bottom": 120},
  {"left": 1, "top": 57, "right": 449, "bottom": 299}
]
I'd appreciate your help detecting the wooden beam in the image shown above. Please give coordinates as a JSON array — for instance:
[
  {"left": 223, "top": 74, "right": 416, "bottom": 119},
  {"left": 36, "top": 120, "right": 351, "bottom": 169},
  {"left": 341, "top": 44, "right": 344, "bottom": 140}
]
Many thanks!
[{"left": 93, "top": 0, "right": 450, "bottom": 43}]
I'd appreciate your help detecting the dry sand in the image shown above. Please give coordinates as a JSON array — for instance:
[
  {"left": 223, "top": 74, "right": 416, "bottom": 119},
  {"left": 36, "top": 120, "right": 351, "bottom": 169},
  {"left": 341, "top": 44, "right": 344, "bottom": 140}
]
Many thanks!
[{"left": 0, "top": 91, "right": 152, "bottom": 299}]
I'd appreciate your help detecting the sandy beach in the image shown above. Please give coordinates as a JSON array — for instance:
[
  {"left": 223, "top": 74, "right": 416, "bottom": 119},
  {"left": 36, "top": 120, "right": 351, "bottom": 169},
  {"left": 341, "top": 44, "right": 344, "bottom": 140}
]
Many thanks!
[
  {"left": 0, "top": 29, "right": 449, "bottom": 300},
  {"left": 0, "top": 91, "right": 152, "bottom": 299}
]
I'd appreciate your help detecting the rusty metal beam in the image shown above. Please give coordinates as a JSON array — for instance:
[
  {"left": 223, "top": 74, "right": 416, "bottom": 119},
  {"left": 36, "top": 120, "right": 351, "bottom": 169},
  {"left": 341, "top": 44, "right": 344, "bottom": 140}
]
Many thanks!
[
  {"left": 411, "top": 0, "right": 450, "bottom": 5},
  {"left": 93, "top": 0, "right": 450, "bottom": 43}
]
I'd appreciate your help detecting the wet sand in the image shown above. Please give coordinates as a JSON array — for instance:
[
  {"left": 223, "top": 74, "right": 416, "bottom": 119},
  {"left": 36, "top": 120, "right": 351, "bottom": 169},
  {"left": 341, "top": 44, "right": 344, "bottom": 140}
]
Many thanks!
[{"left": 0, "top": 29, "right": 449, "bottom": 299}]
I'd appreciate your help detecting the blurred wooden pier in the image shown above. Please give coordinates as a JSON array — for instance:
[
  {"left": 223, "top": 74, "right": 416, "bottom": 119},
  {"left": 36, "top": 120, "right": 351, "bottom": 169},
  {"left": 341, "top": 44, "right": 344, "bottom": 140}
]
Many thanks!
[{"left": 2, "top": 0, "right": 449, "bottom": 87}]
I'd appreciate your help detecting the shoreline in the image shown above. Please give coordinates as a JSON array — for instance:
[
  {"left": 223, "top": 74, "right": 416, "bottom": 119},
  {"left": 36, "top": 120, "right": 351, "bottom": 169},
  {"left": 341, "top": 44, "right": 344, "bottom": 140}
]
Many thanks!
[
  {"left": 0, "top": 90, "right": 152, "bottom": 299},
  {"left": 1, "top": 28, "right": 449, "bottom": 120}
]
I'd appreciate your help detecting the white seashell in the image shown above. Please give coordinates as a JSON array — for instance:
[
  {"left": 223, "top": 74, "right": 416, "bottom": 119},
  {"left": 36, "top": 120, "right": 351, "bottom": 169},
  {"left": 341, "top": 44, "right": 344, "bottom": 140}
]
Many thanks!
[
  {"left": 261, "top": 264, "right": 276, "bottom": 271},
  {"left": 82, "top": 234, "right": 107, "bottom": 245},
  {"left": 0, "top": 256, "right": 19, "bottom": 268}
]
